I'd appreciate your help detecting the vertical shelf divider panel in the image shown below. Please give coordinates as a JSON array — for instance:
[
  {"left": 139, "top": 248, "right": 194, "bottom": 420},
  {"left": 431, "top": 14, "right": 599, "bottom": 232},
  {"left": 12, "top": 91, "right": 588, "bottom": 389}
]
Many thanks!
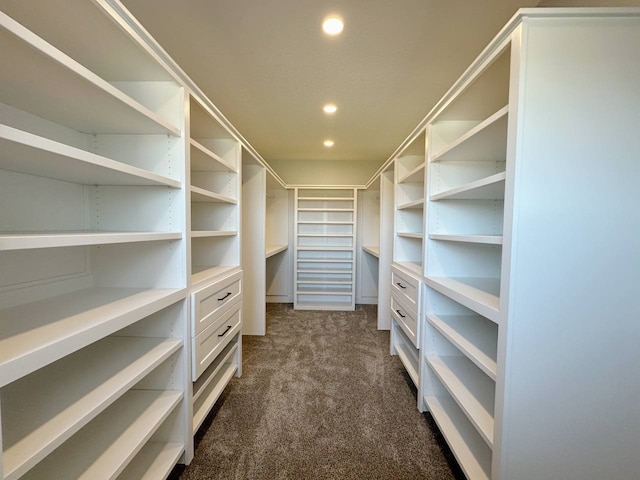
[
  {"left": 294, "top": 187, "right": 357, "bottom": 311},
  {"left": 377, "top": 165, "right": 395, "bottom": 330},
  {"left": 241, "top": 148, "right": 267, "bottom": 335},
  {"left": 0, "top": 0, "right": 192, "bottom": 476},
  {"left": 356, "top": 181, "right": 380, "bottom": 306}
]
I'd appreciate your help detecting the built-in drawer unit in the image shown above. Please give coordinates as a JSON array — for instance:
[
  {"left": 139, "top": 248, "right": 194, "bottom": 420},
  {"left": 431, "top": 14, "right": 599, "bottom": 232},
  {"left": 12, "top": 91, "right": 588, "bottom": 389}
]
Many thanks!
[
  {"left": 391, "top": 296, "right": 419, "bottom": 347},
  {"left": 192, "top": 302, "right": 242, "bottom": 380},
  {"left": 191, "top": 270, "right": 242, "bottom": 336},
  {"left": 391, "top": 264, "right": 421, "bottom": 315}
]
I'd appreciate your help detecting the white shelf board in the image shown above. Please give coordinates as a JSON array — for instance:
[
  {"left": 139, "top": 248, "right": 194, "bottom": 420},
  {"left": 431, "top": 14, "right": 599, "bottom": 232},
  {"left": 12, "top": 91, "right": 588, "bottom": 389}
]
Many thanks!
[
  {"left": 191, "top": 265, "right": 239, "bottom": 288},
  {"left": 296, "top": 246, "right": 354, "bottom": 251},
  {"left": 22, "top": 389, "right": 182, "bottom": 479},
  {"left": 190, "top": 139, "right": 237, "bottom": 172},
  {"left": 0, "top": 231, "right": 181, "bottom": 251},
  {"left": 297, "top": 196, "right": 354, "bottom": 201},
  {"left": 398, "top": 162, "right": 426, "bottom": 184},
  {"left": 297, "top": 268, "right": 352, "bottom": 275},
  {"left": 298, "top": 233, "right": 353, "bottom": 237},
  {"left": 427, "top": 356, "right": 495, "bottom": 447},
  {"left": 424, "top": 395, "right": 491, "bottom": 480},
  {"left": 395, "top": 340, "right": 419, "bottom": 387},
  {"left": 293, "top": 301, "right": 354, "bottom": 311},
  {"left": 190, "top": 230, "right": 237, "bottom": 238},
  {"left": 297, "top": 280, "right": 352, "bottom": 285},
  {"left": 431, "top": 172, "right": 506, "bottom": 201},
  {"left": 394, "top": 261, "right": 423, "bottom": 277},
  {"left": 190, "top": 186, "right": 237, "bottom": 204},
  {"left": 297, "top": 221, "right": 354, "bottom": 225},
  {"left": 426, "top": 277, "right": 500, "bottom": 324},
  {"left": 427, "top": 314, "right": 497, "bottom": 380},
  {"left": 297, "top": 208, "right": 354, "bottom": 212},
  {"left": 266, "top": 244, "right": 288, "bottom": 258},
  {"left": 193, "top": 363, "right": 237, "bottom": 434},
  {"left": 2, "top": 336, "right": 182, "bottom": 480},
  {"left": 429, "top": 234, "right": 503, "bottom": 245},
  {"left": 397, "top": 198, "right": 425, "bottom": 210},
  {"left": 0, "top": 287, "right": 186, "bottom": 387},
  {"left": 117, "top": 442, "right": 184, "bottom": 480},
  {"left": 296, "top": 287, "right": 353, "bottom": 295},
  {"left": 432, "top": 106, "right": 508, "bottom": 163},
  {"left": 397, "top": 232, "right": 424, "bottom": 239},
  {"left": 0, "top": 125, "right": 180, "bottom": 188},
  {"left": 193, "top": 342, "right": 238, "bottom": 402},
  {"left": 362, "top": 246, "right": 380, "bottom": 258},
  {"left": 0, "top": 14, "right": 180, "bottom": 136},
  {"left": 297, "top": 259, "right": 353, "bottom": 265}
]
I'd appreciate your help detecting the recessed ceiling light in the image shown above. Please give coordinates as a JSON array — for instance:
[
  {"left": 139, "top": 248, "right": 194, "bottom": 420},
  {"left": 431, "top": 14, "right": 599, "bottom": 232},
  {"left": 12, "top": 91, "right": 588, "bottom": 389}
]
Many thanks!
[
  {"left": 324, "top": 140, "right": 335, "bottom": 147},
  {"left": 322, "top": 16, "right": 344, "bottom": 36},
  {"left": 323, "top": 104, "right": 337, "bottom": 114}
]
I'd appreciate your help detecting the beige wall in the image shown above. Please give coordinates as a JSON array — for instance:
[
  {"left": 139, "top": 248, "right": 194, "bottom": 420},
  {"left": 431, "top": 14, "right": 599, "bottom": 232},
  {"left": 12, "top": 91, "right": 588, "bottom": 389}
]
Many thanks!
[
  {"left": 538, "top": 0, "right": 640, "bottom": 6},
  {"left": 267, "top": 159, "right": 381, "bottom": 186}
]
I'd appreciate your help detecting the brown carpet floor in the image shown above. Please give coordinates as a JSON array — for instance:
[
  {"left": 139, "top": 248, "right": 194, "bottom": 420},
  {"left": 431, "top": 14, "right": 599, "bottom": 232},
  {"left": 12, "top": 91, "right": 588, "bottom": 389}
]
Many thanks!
[{"left": 171, "top": 303, "right": 463, "bottom": 479}]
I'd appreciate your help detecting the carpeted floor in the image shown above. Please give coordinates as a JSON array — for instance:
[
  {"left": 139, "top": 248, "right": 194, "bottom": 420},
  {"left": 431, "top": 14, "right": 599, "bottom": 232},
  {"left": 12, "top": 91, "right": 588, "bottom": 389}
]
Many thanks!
[{"left": 171, "top": 303, "right": 463, "bottom": 479}]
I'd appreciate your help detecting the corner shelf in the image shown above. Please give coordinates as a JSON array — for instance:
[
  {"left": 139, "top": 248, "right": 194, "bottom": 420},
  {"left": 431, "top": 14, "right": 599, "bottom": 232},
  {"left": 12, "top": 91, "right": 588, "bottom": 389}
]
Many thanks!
[{"left": 265, "top": 244, "right": 288, "bottom": 258}]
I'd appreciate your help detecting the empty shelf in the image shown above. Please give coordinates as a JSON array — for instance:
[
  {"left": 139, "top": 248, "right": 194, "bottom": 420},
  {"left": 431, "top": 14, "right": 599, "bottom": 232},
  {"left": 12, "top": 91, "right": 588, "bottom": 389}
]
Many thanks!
[
  {"left": 0, "top": 287, "right": 186, "bottom": 387},
  {"left": 0, "top": 231, "right": 181, "bottom": 251},
  {"left": 426, "top": 277, "right": 500, "bottom": 324},
  {"left": 0, "top": 125, "right": 180, "bottom": 188}
]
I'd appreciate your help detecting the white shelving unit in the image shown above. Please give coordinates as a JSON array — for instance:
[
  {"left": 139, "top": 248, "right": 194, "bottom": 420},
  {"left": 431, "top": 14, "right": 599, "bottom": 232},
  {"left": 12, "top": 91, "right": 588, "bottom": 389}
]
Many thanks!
[
  {"left": 294, "top": 188, "right": 357, "bottom": 310},
  {"left": 393, "top": 131, "right": 427, "bottom": 277},
  {"left": 187, "top": 94, "right": 242, "bottom": 433},
  {"left": 415, "top": 9, "right": 640, "bottom": 480},
  {"left": 265, "top": 173, "right": 292, "bottom": 304},
  {"left": 0, "top": 1, "right": 191, "bottom": 477},
  {"left": 390, "top": 132, "right": 427, "bottom": 400},
  {"left": 188, "top": 95, "right": 241, "bottom": 289}
]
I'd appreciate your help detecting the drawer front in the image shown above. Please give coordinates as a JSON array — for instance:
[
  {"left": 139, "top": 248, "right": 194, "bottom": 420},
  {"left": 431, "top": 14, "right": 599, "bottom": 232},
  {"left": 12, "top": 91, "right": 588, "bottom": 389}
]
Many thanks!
[
  {"left": 192, "top": 303, "right": 242, "bottom": 381},
  {"left": 391, "top": 296, "right": 419, "bottom": 348},
  {"left": 391, "top": 265, "right": 420, "bottom": 313},
  {"left": 192, "top": 270, "right": 242, "bottom": 336}
]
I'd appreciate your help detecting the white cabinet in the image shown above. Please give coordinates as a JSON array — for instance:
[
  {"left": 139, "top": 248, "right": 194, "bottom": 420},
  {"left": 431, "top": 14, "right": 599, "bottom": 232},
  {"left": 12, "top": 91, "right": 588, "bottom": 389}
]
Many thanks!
[
  {"left": 417, "top": 9, "right": 640, "bottom": 480},
  {"left": 294, "top": 188, "right": 357, "bottom": 310},
  {"left": 0, "top": 1, "right": 191, "bottom": 477}
]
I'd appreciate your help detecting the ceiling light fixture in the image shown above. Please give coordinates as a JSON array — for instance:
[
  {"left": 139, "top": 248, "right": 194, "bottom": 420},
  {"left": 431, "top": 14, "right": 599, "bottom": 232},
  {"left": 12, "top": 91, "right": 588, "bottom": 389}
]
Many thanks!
[
  {"left": 322, "top": 16, "right": 344, "bottom": 36},
  {"left": 323, "top": 104, "right": 337, "bottom": 114},
  {"left": 324, "top": 140, "right": 335, "bottom": 147}
]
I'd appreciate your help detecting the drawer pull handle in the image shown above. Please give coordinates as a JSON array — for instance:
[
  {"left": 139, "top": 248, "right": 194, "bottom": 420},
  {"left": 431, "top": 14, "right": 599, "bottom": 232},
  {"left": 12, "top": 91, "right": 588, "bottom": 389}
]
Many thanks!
[
  {"left": 218, "top": 292, "right": 232, "bottom": 301},
  {"left": 396, "top": 309, "right": 406, "bottom": 318},
  {"left": 218, "top": 325, "right": 233, "bottom": 337},
  {"left": 396, "top": 282, "right": 406, "bottom": 289}
]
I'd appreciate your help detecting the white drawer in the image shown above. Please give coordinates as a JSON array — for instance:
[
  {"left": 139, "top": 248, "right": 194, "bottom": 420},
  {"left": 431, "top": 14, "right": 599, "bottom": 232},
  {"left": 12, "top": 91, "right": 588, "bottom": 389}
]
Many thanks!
[
  {"left": 192, "top": 303, "right": 241, "bottom": 381},
  {"left": 191, "top": 270, "right": 242, "bottom": 336},
  {"left": 391, "top": 265, "right": 420, "bottom": 314},
  {"left": 391, "top": 296, "right": 419, "bottom": 348}
]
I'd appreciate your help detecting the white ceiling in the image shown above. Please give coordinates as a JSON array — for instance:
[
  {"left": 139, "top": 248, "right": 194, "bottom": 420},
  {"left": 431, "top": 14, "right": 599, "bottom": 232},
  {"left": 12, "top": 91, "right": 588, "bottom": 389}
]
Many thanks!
[{"left": 121, "top": 0, "right": 541, "bottom": 174}]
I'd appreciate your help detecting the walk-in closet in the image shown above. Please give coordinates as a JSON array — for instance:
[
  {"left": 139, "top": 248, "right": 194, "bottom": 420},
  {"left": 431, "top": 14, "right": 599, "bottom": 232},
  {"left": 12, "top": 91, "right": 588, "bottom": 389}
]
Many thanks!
[{"left": 1, "top": 1, "right": 638, "bottom": 479}]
